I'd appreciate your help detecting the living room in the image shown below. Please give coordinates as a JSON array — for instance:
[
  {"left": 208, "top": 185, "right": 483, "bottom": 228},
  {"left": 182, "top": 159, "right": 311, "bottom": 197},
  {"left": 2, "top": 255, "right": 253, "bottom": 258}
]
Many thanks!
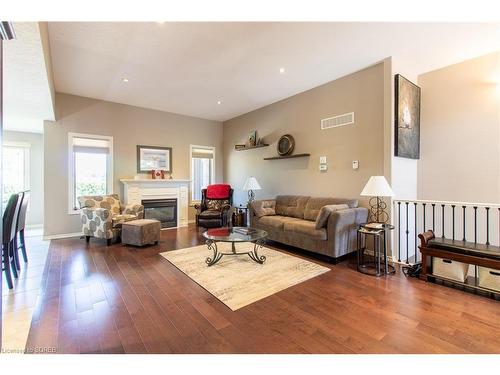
[{"left": 1, "top": 0, "right": 500, "bottom": 372}]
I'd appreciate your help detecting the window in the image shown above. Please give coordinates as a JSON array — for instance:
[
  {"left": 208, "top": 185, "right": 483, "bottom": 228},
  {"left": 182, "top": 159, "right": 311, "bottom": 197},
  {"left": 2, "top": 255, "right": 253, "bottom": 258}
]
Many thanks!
[
  {"left": 2, "top": 142, "right": 30, "bottom": 207},
  {"left": 68, "top": 133, "right": 113, "bottom": 213},
  {"left": 190, "top": 145, "right": 215, "bottom": 201}
]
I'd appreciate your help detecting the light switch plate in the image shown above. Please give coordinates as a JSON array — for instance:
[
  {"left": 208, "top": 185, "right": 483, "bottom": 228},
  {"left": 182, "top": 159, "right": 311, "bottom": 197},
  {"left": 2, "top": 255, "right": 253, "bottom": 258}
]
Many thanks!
[
  {"left": 352, "top": 160, "right": 359, "bottom": 170},
  {"left": 319, "top": 156, "right": 327, "bottom": 164},
  {"left": 319, "top": 164, "right": 328, "bottom": 172}
]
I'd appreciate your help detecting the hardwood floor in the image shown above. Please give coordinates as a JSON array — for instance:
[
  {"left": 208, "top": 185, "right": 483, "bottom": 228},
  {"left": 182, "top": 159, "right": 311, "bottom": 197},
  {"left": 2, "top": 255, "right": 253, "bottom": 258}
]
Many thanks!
[{"left": 24, "top": 224, "right": 500, "bottom": 354}]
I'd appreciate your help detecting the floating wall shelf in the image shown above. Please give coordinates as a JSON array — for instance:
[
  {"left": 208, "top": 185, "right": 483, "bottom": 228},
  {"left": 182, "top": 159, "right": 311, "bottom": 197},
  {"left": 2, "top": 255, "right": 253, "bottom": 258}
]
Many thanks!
[
  {"left": 263, "top": 153, "right": 311, "bottom": 160},
  {"left": 235, "top": 144, "right": 270, "bottom": 151}
]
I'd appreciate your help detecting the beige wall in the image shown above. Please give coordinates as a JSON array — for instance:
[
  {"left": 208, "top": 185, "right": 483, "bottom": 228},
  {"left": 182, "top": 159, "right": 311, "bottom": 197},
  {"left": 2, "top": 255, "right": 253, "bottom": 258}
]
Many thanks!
[
  {"left": 44, "top": 93, "right": 223, "bottom": 236},
  {"left": 417, "top": 51, "right": 500, "bottom": 203},
  {"left": 3, "top": 130, "right": 44, "bottom": 226},
  {"left": 223, "top": 62, "right": 386, "bottom": 207}
]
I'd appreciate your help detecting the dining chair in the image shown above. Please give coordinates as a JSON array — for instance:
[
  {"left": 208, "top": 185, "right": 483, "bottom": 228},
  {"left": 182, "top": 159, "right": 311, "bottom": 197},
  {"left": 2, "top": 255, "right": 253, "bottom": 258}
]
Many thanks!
[
  {"left": 2, "top": 193, "right": 22, "bottom": 289},
  {"left": 14, "top": 191, "right": 30, "bottom": 270}
]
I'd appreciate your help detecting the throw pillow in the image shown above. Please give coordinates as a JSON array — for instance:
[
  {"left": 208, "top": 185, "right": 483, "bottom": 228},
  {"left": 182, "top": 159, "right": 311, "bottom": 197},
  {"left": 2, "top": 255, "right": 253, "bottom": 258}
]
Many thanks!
[
  {"left": 315, "top": 204, "right": 349, "bottom": 229},
  {"left": 252, "top": 200, "right": 276, "bottom": 218},
  {"left": 206, "top": 199, "right": 230, "bottom": 211}
]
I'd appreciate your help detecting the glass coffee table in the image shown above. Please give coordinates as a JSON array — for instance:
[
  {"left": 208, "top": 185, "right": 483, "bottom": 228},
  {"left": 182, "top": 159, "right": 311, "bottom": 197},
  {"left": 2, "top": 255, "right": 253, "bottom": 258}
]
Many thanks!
[{"left": 202, "top": 227, "right": 268, "bottom": 266}]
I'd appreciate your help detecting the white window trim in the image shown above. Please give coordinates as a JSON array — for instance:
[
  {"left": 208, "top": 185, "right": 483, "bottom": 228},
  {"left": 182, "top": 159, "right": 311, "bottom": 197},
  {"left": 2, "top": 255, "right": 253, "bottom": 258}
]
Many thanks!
[
  {"left": 68, "top": 132, "right": 114, "bottom": 215},
  {"left": 189, "top": 144, "right": 216, "bottom": 204},
  {"left": 3, "top": 141, "right": 30, "bottom": 192}
]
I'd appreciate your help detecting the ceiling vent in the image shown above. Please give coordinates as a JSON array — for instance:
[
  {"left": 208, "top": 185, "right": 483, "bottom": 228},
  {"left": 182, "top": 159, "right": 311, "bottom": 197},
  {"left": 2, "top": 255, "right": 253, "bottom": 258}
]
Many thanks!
[{"left": 321, "top": 112, "right": 354, "bottom": 130}]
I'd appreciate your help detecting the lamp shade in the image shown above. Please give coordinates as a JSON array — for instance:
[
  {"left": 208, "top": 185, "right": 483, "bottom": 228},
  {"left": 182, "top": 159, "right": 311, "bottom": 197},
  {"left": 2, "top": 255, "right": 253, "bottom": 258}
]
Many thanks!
[
  {"left": 243, "top": 176, "right": 261, "bottom": 191},
  {"left": 360, "top": 176, "right": 394, "bottom": 197}
]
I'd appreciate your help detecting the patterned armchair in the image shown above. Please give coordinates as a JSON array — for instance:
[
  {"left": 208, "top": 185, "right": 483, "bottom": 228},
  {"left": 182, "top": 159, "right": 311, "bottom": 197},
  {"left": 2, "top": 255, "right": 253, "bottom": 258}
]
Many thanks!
[
  {"left": 195, "top": 184, "right": 233, "bottom": 228},
  {"left": 78, "top": 194, "right": 144, "bottom": 246}
]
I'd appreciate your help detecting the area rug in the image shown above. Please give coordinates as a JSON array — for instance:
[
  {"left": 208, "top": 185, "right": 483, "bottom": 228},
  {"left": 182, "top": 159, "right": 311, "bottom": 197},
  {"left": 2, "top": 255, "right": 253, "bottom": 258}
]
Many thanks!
[{"left": 160, "top": 243, "right": 330, "bottom": 310}]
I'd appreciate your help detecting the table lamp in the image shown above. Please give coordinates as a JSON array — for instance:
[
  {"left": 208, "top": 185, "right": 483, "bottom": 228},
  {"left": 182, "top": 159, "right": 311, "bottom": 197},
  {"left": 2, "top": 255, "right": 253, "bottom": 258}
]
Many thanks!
[
  {"left": 360, "top": 176, "right": 394, "bottom": 223},
  {"left": 243, "top": 176, "right": 261, "bottom": 204}
]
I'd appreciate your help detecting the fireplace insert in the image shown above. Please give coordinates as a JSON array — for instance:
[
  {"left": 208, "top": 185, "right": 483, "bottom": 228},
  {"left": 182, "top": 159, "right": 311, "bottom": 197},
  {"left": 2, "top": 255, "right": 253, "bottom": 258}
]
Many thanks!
[{"left": 141, "top": 198, "right": 177, "bottom": 228}]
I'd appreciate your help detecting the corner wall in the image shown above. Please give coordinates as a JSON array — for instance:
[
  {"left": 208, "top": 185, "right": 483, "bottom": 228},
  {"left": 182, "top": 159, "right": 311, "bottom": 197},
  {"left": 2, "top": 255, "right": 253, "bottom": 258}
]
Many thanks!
[
  {"left": 417, "top": 51, "right": 500, "bottom": 203},
  {"left": 44, "top": 93, "right": 223, "bottom": 237},
  {"left": 222, "top": 62, "right": 387, "bottom": 208}
]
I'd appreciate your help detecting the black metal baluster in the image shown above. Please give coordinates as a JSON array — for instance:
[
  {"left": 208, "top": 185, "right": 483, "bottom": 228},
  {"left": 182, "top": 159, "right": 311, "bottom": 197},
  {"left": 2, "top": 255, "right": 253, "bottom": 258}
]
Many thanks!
[
  {"left": 452, "top": 205, "right": 456, "bottom": 240},
  {"left": 486, "top": 207, "right": 490, "bottom": 245},
  {"left": 414, "top": 202, "right": 418, "bottom": 264},
  {"left": 405, "top": 202, "right": 409, "bottom": 264},
  {"left": 441, "top": 204, "right": 445, "bottom": 238},
  {"left": 423, "top": 203, "right": 426, "bottom": 231},
  {"left": 462, "top": 205, "right": 466, "bottom": 241},
  {"left": 398, "top": 201, "right": 401, "bottom": 263},
  {"left": 473, "top": 206, "right": 478, "bottom": 244},
  {"left": 432, "top": 204, "right": 436, "bottom": 232}
]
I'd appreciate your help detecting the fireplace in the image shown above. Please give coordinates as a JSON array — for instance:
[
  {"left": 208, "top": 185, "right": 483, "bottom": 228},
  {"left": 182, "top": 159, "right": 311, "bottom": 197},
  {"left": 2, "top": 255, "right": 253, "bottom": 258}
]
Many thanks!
[{"left": 141, "top": 198, "right": 177, "bottom": 228}]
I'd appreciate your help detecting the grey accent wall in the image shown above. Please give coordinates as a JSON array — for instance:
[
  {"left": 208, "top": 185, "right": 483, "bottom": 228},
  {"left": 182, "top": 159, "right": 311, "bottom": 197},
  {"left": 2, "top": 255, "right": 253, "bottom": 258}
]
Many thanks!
[
  {"left": 44, "top": 93, "right": 223, "bottom": 237},
  {"left": 222, "top": 63, "right": 386, "bottom": 208},
  {"left": 3, "top": 130, "right": 44, "bottom": 226}
]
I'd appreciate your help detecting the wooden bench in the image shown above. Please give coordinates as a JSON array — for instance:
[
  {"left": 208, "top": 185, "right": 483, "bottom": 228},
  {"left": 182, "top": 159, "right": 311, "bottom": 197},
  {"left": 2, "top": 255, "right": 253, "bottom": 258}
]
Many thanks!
[{"left": 418, "top": 230, "right": 500, "bottom": 296}]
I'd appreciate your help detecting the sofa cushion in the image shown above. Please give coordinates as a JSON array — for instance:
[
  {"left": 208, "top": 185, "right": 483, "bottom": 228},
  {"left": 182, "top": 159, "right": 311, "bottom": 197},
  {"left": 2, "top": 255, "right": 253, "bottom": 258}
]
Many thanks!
[
  {"left": 112, "top": 213, "right": 139, "bottom": 228},
  {"left": 315, "top": 204, "right": 349, "bottom": 229},
  {"left": 304, "top": 197, "right": 358, "bottom": 221},
  {"left": 258, "top": 215, "right": 301, "bottom": 230},
  {"left": 275, "top": 195, "right": 310, "bottom": 219},
  {"left": 78, "top": 194, "right": 122, "bottom": 215},
  {"left": 198, "top": 209, "right": 223, "bottom": 219},
  {"left": 283, "top": 220, "right": 327, "bottom": 240},
  {"left": 251, "top": 199, "right": 276, "bottom": 218}
]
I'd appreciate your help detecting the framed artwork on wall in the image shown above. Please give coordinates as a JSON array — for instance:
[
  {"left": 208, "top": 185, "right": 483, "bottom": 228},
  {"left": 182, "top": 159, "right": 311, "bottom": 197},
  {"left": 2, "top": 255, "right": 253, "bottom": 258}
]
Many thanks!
[
  {"left": 137, "top": 145, "right": 172, "bottom": 173},
  {"left": 395, "top": 74, "right": 421, "bottom": 159}
]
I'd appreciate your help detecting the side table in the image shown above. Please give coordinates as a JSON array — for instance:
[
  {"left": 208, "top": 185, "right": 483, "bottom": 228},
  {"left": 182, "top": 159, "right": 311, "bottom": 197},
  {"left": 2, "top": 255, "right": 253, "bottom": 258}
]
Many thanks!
[
  {"left": 232, "top": 206, "right": 249, "bottom": 227},
  {"left": 357, "top": 223, "right": 395, "bottom": 276}
]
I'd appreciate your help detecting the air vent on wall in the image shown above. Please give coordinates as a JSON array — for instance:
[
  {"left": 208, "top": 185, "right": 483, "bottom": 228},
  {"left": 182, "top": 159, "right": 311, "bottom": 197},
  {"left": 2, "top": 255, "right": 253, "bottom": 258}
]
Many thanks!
[{"left": 321, "top": 112, "right": 354, "bottom": 130}]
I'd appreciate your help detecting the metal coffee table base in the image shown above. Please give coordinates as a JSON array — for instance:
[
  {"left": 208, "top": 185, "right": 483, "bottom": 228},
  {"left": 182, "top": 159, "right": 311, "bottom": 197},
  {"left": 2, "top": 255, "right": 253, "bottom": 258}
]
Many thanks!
[{"left": 205, "top": 239, "right": 266, "bottom": 266}]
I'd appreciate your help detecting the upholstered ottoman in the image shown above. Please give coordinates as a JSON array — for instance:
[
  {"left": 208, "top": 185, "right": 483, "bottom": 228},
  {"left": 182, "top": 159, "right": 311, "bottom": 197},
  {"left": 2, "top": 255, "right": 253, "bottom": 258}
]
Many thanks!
[{"left": 122, "top": 219, "right": 161, "bottom": 246}]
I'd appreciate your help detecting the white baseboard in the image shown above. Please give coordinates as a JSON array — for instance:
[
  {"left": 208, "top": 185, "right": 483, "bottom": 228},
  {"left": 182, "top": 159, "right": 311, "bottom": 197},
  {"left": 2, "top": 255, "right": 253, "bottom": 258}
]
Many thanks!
[{"left": 43, "top": 232, "right": 83, "bottom": 240}]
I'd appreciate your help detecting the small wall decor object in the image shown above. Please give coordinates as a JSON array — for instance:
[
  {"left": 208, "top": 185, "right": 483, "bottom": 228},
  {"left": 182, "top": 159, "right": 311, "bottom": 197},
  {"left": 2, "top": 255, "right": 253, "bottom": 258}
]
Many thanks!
[
  {"left": 277, "top": 134, "right": 295, "bottom": 156},
  {"left": 150, "top": 169, "right": 165, "bottom": 179},
  {"left": 248, "top": 130, "right": 257, "bottom": 147},
  {"left": 137, "top": 145, "right": 172, "bottom": 173},
  {"left": 395, "top": 74, "right": 421, "bottom": 159}
]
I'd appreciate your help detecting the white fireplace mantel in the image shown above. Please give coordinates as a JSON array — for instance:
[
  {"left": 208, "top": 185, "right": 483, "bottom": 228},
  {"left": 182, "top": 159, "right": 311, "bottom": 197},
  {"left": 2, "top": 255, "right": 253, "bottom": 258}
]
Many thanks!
[{"left": 120, "top": 179, "right": 190, "bottom": 227}]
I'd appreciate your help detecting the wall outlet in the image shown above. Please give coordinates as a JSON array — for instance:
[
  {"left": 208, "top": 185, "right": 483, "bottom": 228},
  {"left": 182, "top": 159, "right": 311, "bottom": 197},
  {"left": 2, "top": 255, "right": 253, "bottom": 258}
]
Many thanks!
[
  {"left": 319, "top": 156, "right": 327, "bottom": 164},
  {"left": 319, "top": 164, "right": 328, "bottom": 172},
  {"left": 352, "top": 160, "right": 359, "bottom": 170}
]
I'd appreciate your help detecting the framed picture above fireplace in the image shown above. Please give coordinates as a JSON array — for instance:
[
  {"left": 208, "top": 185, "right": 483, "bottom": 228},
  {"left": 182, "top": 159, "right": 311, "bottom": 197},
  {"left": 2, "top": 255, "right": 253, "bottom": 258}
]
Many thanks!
[{"left": 137, "top": 145, "right": 172, "bottom": 173}]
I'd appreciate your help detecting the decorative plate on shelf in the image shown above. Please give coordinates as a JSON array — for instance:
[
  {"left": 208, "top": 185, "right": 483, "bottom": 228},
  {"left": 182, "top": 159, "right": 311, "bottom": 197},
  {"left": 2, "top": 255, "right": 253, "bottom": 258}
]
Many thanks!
[{"left": 277, "top": 134, "right": 295, "bottom": 156}]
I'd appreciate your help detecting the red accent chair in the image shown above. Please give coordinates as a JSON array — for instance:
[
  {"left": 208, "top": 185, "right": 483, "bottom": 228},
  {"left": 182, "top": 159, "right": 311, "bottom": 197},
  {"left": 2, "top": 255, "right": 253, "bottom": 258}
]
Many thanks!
[{"left": 195, "top": 184, "right": 234, "bottom": 228}]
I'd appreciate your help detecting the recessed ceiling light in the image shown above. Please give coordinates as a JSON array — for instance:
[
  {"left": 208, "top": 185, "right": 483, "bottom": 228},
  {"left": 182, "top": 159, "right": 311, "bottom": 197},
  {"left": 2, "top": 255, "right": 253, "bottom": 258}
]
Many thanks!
[
  {"left": 122, "top": 78, "right": 129, "bottom": 83},
  {"left": 217, "top": 100, "right": 222, "bottom": 105},
  {"left": 279, "top": 68, "right": 285, "bottom": 74}
]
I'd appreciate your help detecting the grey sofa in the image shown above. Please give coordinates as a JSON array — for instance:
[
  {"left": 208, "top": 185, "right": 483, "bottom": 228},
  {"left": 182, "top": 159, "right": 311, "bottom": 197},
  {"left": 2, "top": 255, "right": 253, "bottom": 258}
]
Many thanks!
[{"left": 250, "top": 195, "right": 368, "bottom": 262}]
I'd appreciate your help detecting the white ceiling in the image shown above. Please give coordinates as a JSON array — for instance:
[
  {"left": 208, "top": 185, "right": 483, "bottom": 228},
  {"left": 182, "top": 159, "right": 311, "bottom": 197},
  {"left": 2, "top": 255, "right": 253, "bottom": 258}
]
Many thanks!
[
  {"left": 3, "top": 22, "right": 55, "bottom": 132},
  {"left": 48, "top": 22, "right": 500, "bottom": 122}
]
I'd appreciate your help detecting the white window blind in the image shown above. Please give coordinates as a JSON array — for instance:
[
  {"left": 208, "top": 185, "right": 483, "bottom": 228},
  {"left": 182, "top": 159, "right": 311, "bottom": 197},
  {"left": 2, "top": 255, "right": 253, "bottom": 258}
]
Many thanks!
[
  {"left": 190, "top": 146, "right": 215, "bottom": 201},
  {"left": 68, "top": 133, "right": 113, "bottom": 212}
]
